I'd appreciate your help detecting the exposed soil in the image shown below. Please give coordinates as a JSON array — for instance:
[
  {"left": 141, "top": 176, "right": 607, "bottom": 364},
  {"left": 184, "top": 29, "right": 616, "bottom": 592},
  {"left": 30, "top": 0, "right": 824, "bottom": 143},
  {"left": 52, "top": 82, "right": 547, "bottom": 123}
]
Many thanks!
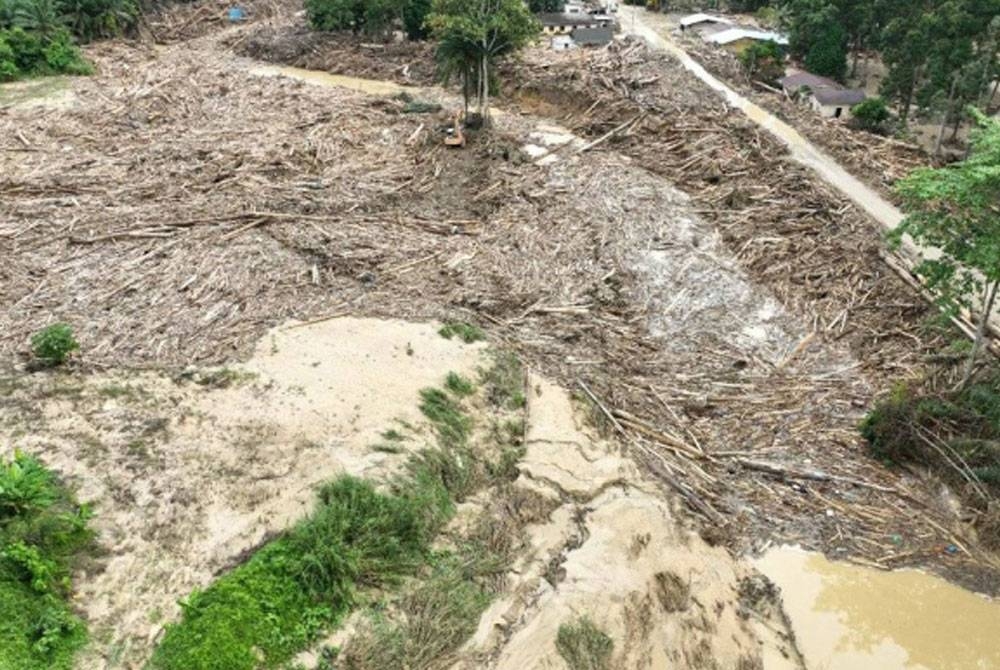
[{"left": 1, "top": 318, "right": 486, "bottom": 668}]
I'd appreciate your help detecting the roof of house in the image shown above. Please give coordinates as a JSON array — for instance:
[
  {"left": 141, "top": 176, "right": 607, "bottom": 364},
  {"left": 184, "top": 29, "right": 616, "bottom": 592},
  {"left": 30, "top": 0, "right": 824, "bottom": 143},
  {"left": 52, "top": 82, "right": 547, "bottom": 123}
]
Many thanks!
[
  {"left": 706, "top": 28, "right": 789, "bottom": 46},
  {"left": 538, "top": 13, "right": 599, "bottom": 27},
  {"left": 680, "top": 13, "right": 732, "bottom": 28},
  {"left": 779, "top": 72, "right": 866, "bottom": 106},
  {"left": 813, "top": 87, "right": 867, "bottom": 106},
  {"left": 572, "top": 26, "right": 614, "bottom": 46}
]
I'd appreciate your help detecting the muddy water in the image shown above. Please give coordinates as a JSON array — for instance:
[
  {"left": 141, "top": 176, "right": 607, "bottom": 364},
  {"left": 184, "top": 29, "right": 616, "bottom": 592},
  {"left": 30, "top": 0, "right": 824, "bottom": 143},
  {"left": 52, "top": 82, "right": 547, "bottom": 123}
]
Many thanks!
[
  {"left": 250, "top": 63, "right": 410, "bottom": 95},
  {"left": 756, "top": 546, "right": 1000, "bottom": 670}
]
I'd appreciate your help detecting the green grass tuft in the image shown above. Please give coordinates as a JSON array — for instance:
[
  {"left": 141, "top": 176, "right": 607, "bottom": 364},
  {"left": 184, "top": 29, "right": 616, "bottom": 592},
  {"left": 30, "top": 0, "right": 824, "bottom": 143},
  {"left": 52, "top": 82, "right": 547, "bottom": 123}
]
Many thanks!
[
  {"left": 481, "top": 350, "right": 526, "bottom": 410},
  {"left": 419, "top": 387, "right": 471, "bottom": 448},
  {"left": 438, "top": 322, "right": 485, "bottom": 344},
  {"left": 0, "top": 451, "right": 94, "bottom": 670},
  {"left": 556, "top": 616, "right": 614, "bottom": 670},
  {"left": 444, "top": 372, "right": 475, "bottom": 397}
]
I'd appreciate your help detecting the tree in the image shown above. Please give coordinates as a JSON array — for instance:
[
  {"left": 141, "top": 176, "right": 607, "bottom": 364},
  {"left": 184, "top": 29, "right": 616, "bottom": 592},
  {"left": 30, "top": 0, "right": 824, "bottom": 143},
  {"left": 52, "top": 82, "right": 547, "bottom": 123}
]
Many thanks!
[
  {"left": 892, "top": 110, "right": 1000, "bottom": 387},
  {"left": 850, "top": 96, "right": 891, "bottom": 133},
  {"left": 427, "top": 0, "right": 538, "bottom": 126},
  {"left": 783, "top": 0, "right": 848, "bottom": 79},
  {"left": 528, "top": 0, "right": 564, "bottom": 11},
  {"left": 403, "top": 0, "right": 432, "bottom": 39},
  {"left": 738, "top": 39, "right": 785, "bottom": 84}
]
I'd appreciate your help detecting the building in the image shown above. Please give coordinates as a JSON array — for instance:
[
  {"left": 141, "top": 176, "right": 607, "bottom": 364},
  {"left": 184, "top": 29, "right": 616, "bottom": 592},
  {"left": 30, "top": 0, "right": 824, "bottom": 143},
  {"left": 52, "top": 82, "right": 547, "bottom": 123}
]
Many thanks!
[
  {"left": 572, "top": 26, "right": 614, "bottom": 47},
  {"left": 705, "top": 28, "right": 788, "bottom": 55},
  {"left": 679, "top": 13, "right": 733, "bottom": 33},
  {"left": 551, "top": 34, "right": 575, "bottom": 50},
  {"left": 779, "top": 72, "right": 867, "bottom": 119},
  {"left": 538, "top": 12, "right": 602, "bottom": 35}
]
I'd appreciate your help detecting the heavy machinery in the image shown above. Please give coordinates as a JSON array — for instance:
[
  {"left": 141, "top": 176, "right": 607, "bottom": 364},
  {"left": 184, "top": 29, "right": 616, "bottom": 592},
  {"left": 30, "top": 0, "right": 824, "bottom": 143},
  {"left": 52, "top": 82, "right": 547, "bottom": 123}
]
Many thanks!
[{"left": 443, "top": 111, "right": 465, "bottom": 148}]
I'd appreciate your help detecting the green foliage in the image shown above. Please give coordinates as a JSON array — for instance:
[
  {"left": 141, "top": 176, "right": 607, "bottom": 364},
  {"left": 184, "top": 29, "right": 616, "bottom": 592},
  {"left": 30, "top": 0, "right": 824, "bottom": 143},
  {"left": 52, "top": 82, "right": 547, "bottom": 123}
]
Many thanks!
[
  {"left": 427, "top": 0, "right": 539, "bottom": 121},
  {"left": 480, "top": 349, "right": 525, "bottom": 410},
  {"left": 30, "top": 323, "right": 79, "bottom": 366},
  {"left": 438, "top": 321, "right": 485, "bottom": 343},
  {"left": 528, "top": 0, "right": 563, "bottom": 11},
  {"left": 555, "top": 616, "right": 615, "bottom": 670},
  {"left": 0, "top": 451, "right": 94, "bottom": 670},
  {"left": 861, "top": 376, "right": 1000, "bottom": 498},
  {"left": 738, "top": 39, "right": 785, "bottom": 83},
  {"left": 402, "top": 0, "right": 430, "bottom": 39},
  {"left": 149, "top": 476, "right": 443, "bottom": 670},
  {"left": 803, "top": 19, "right": 847, "bottom": 80},
  {"left": 444, "top": 371, "right": 475, "bottom": 397},
  {"left": 850, "top": 96, "right": 891, "bottom": 133},
  {"left": 892, "top": 110, "right": 1000, "bottom": 373},
  {"left": 419, "top": 386, "right": 472, "bottom": 447},
  {"left": 338, "top": 553, "right": 493, "bottom": 670},
  {"left": 150, "top": 371, "right": 497, "bottom": 670},
  {"left": 305, "top": 0, "right": 430, "bottom": 37}
]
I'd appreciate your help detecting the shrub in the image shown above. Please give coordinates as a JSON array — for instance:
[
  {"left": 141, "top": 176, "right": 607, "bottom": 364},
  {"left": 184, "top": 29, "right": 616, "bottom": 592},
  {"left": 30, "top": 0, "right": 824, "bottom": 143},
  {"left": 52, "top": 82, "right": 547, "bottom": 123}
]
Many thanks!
[
  {"left": 0, "top": 452, "right": 94, "bottom": 670},
  {"left": 738, "top": 39, "right": 785, "bottom": 84},
  {"left": 850, "top": 97, "right": 891, "bottom": 134},
  {"left": 556, "top": 616, "right": 614, "bottom": 670},
  {"left": 30, "top": 323, "right": 78, "bottom": 366}
]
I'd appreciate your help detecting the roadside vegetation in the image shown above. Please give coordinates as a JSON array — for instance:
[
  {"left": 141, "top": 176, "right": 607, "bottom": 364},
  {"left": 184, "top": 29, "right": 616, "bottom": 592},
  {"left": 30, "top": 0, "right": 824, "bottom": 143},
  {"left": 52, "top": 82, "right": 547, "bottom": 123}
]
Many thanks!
[
  {"left": 150, "top": 351, "right": 529, "bottom": 670},
  {"left": 863, "top": 112, "right": 1000, "bottom": 547},
  {"left": 0, "top": 451, "right": 96, "bottom": 670}
]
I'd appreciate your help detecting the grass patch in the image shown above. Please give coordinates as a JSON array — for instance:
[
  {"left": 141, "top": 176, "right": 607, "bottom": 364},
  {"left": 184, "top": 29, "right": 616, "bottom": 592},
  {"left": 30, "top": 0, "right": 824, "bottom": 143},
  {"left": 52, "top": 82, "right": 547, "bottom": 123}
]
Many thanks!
[
  {"left": 149, "top": 476, "right": 451, "bottom": 670},
  {"left": 419, "top": 388, "right": 471, "bottom": 449},
  {"left": 444, "top": 372, "right": 475, "bottom": 397},
  {"left": 480, "top": 350, "right": 526, "bottom": 410},
  {"left": 193, "top": 367, "right": 257, "bottom": 389},
  {"left": 438, "top": 322, "right": 485, "bottom": 344},
  {"left": 150, "top": 373, "right": 485, "bottom": 670},
  {"left": 0, "top": 451, "right": 95, "bottom": 670},
  {"left": 381, "top": 429, "right": 406, "bottom": 442},
  {"left": 556, "top": 616, "right": 614, "bottom": 670}
]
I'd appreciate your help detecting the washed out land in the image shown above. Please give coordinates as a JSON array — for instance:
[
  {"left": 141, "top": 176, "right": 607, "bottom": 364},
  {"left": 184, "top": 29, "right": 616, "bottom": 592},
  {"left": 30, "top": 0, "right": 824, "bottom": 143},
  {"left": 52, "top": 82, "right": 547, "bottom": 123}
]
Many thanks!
[{"left": 2, "top": 1, "right": 1000, "bottom": 669}]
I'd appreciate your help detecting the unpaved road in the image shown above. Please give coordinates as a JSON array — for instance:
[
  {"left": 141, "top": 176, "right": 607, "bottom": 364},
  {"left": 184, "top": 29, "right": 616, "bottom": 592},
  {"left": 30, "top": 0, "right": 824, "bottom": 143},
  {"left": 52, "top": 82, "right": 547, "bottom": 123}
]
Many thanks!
[{"left": 620, "top": 7, "right": 1000, "bottom": 336}]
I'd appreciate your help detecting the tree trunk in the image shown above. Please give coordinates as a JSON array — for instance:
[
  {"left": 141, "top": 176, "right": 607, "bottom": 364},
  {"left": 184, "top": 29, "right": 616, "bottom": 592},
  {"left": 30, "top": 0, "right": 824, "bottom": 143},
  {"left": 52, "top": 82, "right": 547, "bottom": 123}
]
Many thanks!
[
  {"left": 934, "top": 76, "right": 958, "bottom": 157},
  {"left": 960, "top": 278, "right": 1000, "bottom": 390}
]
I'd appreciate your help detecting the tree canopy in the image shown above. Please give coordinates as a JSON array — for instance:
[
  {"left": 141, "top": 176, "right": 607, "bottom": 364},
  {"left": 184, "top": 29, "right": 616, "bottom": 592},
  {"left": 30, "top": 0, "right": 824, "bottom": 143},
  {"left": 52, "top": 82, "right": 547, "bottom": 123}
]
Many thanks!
[
  {"left": 893, "top": 110, "right": 1000, "bottom": 384},
  {"left": 427, "top": 0, "right": 538, "bottom": 124}
]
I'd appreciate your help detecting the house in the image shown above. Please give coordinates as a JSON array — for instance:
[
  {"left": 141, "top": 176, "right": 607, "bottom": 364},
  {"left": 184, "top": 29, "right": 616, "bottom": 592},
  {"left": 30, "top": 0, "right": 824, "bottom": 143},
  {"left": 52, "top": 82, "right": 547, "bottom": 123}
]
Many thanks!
[
  {"left": 572, "top": 26, "right": 614, "bottom": 47},
  {"left": 538, "top": 13, "right": 601, "bottom": 35},
  {"left": 679, "top": 13, "right": 733, "bottom": 33},
  {"left": 705, "top": 28, "right": 788, "bottom": 55},
  {"left": 779, "top": 72, "right": 867, "bottom": 119},
  {"left": 551, "top": 34, "right": 576, "bottom": 50}
]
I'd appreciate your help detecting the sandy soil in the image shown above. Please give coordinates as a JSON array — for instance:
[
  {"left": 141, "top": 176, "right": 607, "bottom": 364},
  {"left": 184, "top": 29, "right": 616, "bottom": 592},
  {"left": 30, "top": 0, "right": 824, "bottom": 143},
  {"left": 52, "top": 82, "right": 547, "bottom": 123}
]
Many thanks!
[
  {"left": 1, "top": 317, "right": 485, "bottom": 668},
  {"left": 461, "top": 376, "right": 800, "bottom": 669}
]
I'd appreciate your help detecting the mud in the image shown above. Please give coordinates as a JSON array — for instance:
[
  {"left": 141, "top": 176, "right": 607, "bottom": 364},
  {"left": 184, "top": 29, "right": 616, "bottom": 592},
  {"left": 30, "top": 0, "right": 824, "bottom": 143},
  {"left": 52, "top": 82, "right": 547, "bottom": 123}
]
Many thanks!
[
  {"left": 756, "top": 546, "right": 1000, "bottom": 670},
  {"left": 458, "top": 377, "right": 797, "bottom": 669}
]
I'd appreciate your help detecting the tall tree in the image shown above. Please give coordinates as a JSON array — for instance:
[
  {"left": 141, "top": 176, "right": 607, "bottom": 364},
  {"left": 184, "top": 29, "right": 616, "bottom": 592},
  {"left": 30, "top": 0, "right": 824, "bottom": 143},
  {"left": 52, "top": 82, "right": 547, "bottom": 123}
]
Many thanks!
[
  {"left": 892, "top": 110, "right": 1000, "bottom": 387},
  {"left": 427, "top": 0, "right": 538, "bottom": 125}
]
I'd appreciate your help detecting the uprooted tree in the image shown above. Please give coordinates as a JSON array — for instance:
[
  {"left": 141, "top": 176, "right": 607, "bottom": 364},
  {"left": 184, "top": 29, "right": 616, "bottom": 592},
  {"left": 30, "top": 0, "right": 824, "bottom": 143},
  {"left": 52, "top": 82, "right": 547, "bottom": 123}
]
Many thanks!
[
  {"left": 426, "top": 0, "right": 538, "bottom": 126},
  {"left": 891, "top": 109, "right": 1000, "bottom": 389}
]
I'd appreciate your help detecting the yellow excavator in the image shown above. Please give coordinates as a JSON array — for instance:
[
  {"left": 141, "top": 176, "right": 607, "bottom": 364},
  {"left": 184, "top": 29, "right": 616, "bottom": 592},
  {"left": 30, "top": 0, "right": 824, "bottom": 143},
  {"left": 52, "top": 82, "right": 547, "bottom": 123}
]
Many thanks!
[{"left": 444, "top": 111, "right": 465, "bottom": 148}]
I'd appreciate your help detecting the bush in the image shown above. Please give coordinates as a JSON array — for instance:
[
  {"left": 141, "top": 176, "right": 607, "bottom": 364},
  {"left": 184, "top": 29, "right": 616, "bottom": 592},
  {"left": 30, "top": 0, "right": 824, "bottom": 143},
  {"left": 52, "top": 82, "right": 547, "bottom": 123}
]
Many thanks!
[
  {"left": 0, "top": 27, "right": 89, "bottom": 79},
  {"left": 850, "top": 97, "right": 891, "bottom": 134},
  {"left": 30, "top": 323, "right": 79, "bottom": 366},
  {"left": 861, "top": 376, "right": 1000, "bottom": 542},
  {"left": 738, "top": 39, "right": 785, "bottom": 84},
  {"left": 0, "top": 451, "right": 94, "bottom": 670},
  {"left": 556, "top": 617, "right": 614, "bottom": 670}
]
